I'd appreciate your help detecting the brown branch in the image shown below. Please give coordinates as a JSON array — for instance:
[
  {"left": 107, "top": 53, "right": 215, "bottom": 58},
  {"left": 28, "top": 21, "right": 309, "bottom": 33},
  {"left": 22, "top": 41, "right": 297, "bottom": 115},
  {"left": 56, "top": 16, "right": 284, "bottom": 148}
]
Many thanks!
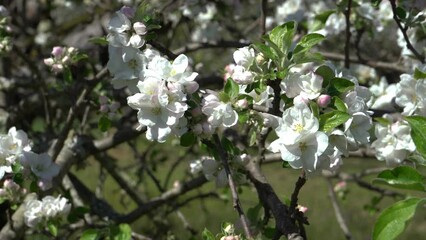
[
  {"left": 344, "top": 0, "right": 353, "bottom": 68},
  {"left": 320, "top": 51, "right": 408, "bottom": 73},
  {"left": 326, "top": 179, "right": 352, "bottom": 240},
  {"left": 389, "top": 0, "right": 425, "bottom": 63},
  {"left": 212, "top": 134, "right": 253, "bottom": 239},
  {"left": 173, "top": 40, "right": 250, "bottom": 55},
  {"left": 246, "top": 159, "right": 303, "bottom": 240},
  {"left": 260, "top": 0, "right": 267, "bottom": 36}
]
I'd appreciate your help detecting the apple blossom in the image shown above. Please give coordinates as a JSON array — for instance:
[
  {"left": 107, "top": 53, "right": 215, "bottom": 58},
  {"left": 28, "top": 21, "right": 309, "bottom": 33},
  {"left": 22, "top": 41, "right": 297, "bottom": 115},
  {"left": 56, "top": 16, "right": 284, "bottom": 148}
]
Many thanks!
[{"left": 201, "top": 92, "right": 238, "bottom": 128}]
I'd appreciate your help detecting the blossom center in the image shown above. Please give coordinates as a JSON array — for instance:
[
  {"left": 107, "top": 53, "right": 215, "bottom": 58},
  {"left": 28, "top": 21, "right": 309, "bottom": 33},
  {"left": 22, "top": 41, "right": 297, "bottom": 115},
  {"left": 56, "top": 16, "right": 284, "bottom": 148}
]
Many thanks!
[{"left": 293, "top": 123, "right": 304, "bottom": 133}]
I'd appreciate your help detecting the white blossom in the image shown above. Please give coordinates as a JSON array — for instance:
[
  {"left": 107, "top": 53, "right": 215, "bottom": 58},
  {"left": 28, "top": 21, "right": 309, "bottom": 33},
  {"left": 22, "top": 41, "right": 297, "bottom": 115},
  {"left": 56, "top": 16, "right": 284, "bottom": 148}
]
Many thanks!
[
  {"left": 201, "top": 92, "right": 238, "bottom": 128},
  {"left": 372, "top": 121, "right": 416, "bottom": 166},
  {"left": 0, "top": 127, "right": 31, "bottom": 164},
  {"left": 20, "top": 151, "right": 60, "bottom": 181}
]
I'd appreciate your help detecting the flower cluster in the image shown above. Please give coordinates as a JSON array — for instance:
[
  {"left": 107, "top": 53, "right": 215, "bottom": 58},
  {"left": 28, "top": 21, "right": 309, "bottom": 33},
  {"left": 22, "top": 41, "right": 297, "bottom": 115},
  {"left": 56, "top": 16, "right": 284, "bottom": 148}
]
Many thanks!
[
  {"left": 24, "top": 195, "right": 71, "bottom": 228},
  {"left": 0, "top": 127, "right": 60, "bottom": 189},
  {"left": 0, "top": 179, "right": 26, "bottom": 204},
  {"left": 44, "top": 46, "right": 78, "bottom": 73},
  {"left": 268, "top": 64, "right": 373, "bottom": 174}
]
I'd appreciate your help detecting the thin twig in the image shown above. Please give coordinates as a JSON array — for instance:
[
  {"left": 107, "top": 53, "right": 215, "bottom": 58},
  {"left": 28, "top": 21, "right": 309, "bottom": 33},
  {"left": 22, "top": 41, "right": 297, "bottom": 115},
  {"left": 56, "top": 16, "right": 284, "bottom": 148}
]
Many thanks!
[
  {"left": 344, "top": 0, "right": 353, "bottom": 68},
  {"left": 389, "top": 0, "right": 425, "bottom": 63},
  {"left": 326, "top": 179, "right": 352, "bottom": 240},
  {"left": 260, "top": 0, "right": 267, "bottom": 36},
  {"left": 211, "top": 134, "right": 253, "bottom": 239}
]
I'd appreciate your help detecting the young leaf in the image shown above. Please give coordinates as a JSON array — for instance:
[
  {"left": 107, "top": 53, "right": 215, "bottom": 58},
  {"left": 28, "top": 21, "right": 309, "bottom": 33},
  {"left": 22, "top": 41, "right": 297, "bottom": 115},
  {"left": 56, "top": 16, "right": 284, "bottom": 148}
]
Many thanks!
[
  {"left": 269, "top": 21, "right": 296, "bottom": 54},
  {"left": 98, "top": 115, "right": 111, "bottom": 132},
  {"left": 180, "top": 132, "right": 196, "bottom": 147},
  {"left": 293, "top": 33, "right": 325, "bottom": 54},
  {"left": 413, "top": 67, "right": 426, "bottom": 80},
  {"left": 252, "top": 43, "right": 278, "bottom": 62},
  {"left": 328, "top": 77, "right": 355, "bottom": 95},
  {"left": 315, "top": 65, "right": 335, "bottom": 87},
  {"left": 332, "top": 96, "right": 347, "bottom": 112},
  {"left": 372, "top": 198, "right": 426, "bottom": 240},
  {"left": 112, "top": 224, "right": 132, "bottom": 240},
  {"left": 47, "top": 222, "right": 58, "bottom": 237},
  {"left": 88, "top": 36, "right": 109, "bottom": 46},
  {"left": 404, "top": 116, "right": 426, "bottom": 158},
  {"left": 202, "top": 228, "right": 215, "bottom": 240},
  {"left": 224, "top": 78, "right": 239, "bottom": 100},
  {"left": 373, "top": 166, "right": 425, "bottom": 192},
  {"left": 319, "top": 110, "right": 351, "bottom": 133},
  {"left": 80, "top": 229, "right": 100, "bottom": 240}
]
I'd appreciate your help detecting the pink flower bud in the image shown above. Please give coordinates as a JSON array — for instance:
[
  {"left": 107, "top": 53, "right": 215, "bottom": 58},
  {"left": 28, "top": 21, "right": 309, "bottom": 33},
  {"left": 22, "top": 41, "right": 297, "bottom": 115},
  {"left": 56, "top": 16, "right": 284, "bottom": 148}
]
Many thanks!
[
  {"left": 52, "top": 63, "right": 64, "bottom": 73},
  {"left": 235, "top": 99, "right": 248, "bottom": 109},
  {"left": 334, "top": 181, "right": 347, "bottom": 192},
  {"left": 133, "top": 22, "right": 147, "bottom": 35},
  {"left": 100, "top": 104, "right": 109, "bottom": 113},
  {"left": 317, "top": 94, "right": 331, "bottom": 108},
  {"left": 38, "top": 179, "right": 52, "bottom": 191},
  {"left": 51, "top": 46, "right": 64, "bottom": 58},
  {"left": 99, "top": 95, "right": 108, "bottom": 105},
  {"left": 120, "top": 6, "right": 135, "bottom": 18},
  {"left": 44, "top": 58, "right": 54, "bottom": 66},
  {"left": 297, "top": 205, "right": 308, "bottom": 213}
]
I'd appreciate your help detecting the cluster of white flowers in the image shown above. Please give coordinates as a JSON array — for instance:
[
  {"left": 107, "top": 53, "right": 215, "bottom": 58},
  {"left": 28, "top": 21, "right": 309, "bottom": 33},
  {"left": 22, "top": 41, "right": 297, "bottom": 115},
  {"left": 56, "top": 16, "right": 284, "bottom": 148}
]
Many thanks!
[
  {"left": 268, "top": 64, "right": 373, "bottom": 174},
  {"left": 372, "top": 120, "right": 416, "bottom": 166},
  {"left": 0, "top": 179, "right": 26, "bottom": 203},
  {"left": 43, "top": 46, "right": 77, "bottom": 73},
  {"left": 190, "top": 154, "right": 248, "bottom": 187},
  {"left": 231, "top": 47, "right": 256, "bottom": 85},
  {"left": 369, "top": 77, "right": 396, "bottom": 111},
  {"left": 107, "top": 6, "right": 150, "bottom": 92},
  {"left": 395, "top": 68, "right": 426, "bottom": 116},
  {"left": 0, "top": 127, "right": 60, "bottom": 189},
  {"left": 127, "top": 54, "right": 198, "bottom": 142},
  {"left": 24, "top": 195, "right": 71, "bottom": 228}
]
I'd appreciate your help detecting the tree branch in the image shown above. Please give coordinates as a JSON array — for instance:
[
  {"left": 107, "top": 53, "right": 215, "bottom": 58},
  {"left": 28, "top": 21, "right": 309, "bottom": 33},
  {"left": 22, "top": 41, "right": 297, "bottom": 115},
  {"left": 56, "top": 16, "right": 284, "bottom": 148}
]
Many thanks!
[
  {"left": 326, "top": 179, "right": 352, "bottom": 240},
  {"left": 344, "top": 0, "right": 353, "bottom": 68}
]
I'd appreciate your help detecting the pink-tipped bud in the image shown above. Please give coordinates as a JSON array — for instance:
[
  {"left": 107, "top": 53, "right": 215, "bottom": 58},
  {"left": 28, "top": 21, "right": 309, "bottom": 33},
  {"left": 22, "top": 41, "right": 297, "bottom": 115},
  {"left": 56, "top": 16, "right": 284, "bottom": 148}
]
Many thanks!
[
  {"left": 100, "top": 104, "right": 109, "bottom": 113},
  {"left": 120, "top": 6, "right": 135, "bottom": 18},
  {"left": 44, "top": 58, "right": 54, "bottom": 66},
  {"left": 297, "top": 205, "right": 308, "bottom": 213},
  {"left": 133, "top": 22, "right": 147, "bottom": 35},
  {"left": 235, "top": 99, "right": 248, "bottom": 109},
  {"left": 334, "top": 181, "right": 347, "bottom": 192},
  {"left": 317, "top": 94, "right": 331, "bottom": 108},
  {"left": 51, "top": 46, "right": 64, "bottom": 58}
]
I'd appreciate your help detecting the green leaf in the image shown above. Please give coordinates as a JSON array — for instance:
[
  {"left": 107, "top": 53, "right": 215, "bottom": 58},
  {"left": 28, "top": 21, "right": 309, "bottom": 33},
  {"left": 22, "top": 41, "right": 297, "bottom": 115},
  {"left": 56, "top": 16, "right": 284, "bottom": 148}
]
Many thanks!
[
  {"left": 47, "top": 222, "right": 58, "bottom": 237},
  {"left": 413, "top": 67, "right": 426, "bottom": 80},
  {"left": 292, "top": 51, "right": 323, "bottom": 64},
  {"left": 372, "top": 198, "right": 426, "bottom": 240},
  {"left": 72, "top": 53, "right": 88, "bottom": 63},
  {"left": 395, "top": 6, "right": 407, "bottom": 20},
  {"left": 404, "top": 116, "right": 426, "bottom": 158},
  {"left": 374, "top": 117, "right": 391, "bottom": 126},
  {"left": 224, "top": 78, "right": 239, "bottom": 100},
  {"left": 407, "top": 153, "right": 426, "bottom": 166},
  {"left": 68, "top": 206, "right": 90, "bottom": 223},
  {"left": 98, "top": 115, "right": 111, "bottom": 132},
  {"left": 293, "top": 33, "right": 325, "bottom": 54},
  {"left": 202, "top": 228, "right": 215, "bottom": 240},
  {"left": 319, "top": 110, "right": 351, "bottom": 133},
  {"left": 80, "top": 229, "right": 99, "bottom": 240},
  {"left": 310, "top": 101, "right": 320, "bottom": 119},
  {"left": 247, "top": 203, "right": 262, "bottom": 224},
  {"left": 315, "top": 10, "right": 336, "bottom": 23},
  {"left": 252, "top": 43, "right": 278, "bottom": 62},
  {"left": 180, "top": 132, "right": 196, "bottom": 147},
  {"left": 112, "top": 224, "right": 132, "bottom": 240},
  {"left": 269, "top": 22, "right": 296, "bottom": 53},
  {"left": 373, "top": 166, "right": 425, "bottom": 191},
  {"left": 30, "top": 181, "right": 40, "bottom": 193},
  {"left": 63, "top": 67, "right": 73, "bottom": 84},
  {"left": 89, "top": 36, "right": 109, "bottom": 46},
  {"left": 328, "top": 77, "right": 355, "bottom": 95},
  {"left": 332, "top": 97, "right": 347, "bottom": 112},
  {"left": 315, "top": 65, "right": 335, "bottom": 87}
]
